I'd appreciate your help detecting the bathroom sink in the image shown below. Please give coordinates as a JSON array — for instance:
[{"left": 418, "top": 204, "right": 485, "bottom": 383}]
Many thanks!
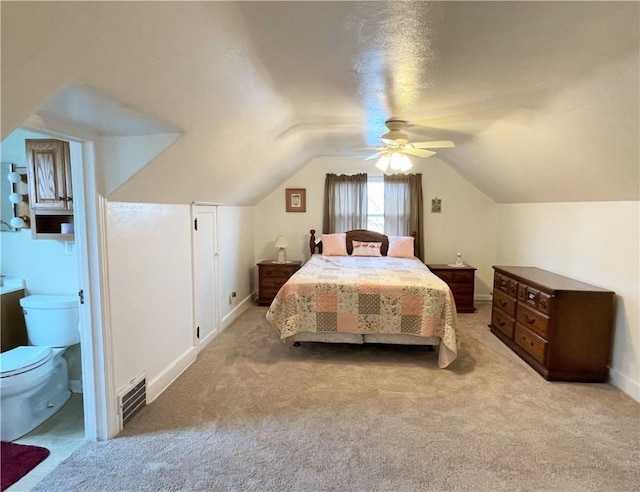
[{"left": 0, "top": 278, "right": 25, "bottom": 295}]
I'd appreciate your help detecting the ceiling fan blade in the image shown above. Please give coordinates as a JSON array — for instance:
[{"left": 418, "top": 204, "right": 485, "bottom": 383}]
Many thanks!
[
  {"left": 402, "top": 148, "right": 436, "bottom": 158},
  {"left": 411, "top": 140, "right": 456, "bottom": 149},
  {"left": 364, "top": 151, "right": 386, "bottom": 161}
]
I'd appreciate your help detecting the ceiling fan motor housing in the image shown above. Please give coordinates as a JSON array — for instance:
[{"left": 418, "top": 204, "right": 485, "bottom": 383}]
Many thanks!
[{"left": 381, "top": 119, "right": 409, "bottom": 144}]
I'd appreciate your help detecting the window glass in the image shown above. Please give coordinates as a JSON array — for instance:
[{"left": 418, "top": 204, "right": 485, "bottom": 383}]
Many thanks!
[{"left": 367, "top": 175, "right": 384, "bottom": 233}]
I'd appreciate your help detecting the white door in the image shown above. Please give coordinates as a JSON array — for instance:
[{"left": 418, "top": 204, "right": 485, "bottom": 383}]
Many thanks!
[{"left": 192, "top": 204, "right": 219, "bottom": 347}]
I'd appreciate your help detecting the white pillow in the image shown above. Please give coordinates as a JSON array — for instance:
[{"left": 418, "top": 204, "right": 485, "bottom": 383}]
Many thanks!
[{"left": 351, "top": 240, "right": 382, "bottom": 257}]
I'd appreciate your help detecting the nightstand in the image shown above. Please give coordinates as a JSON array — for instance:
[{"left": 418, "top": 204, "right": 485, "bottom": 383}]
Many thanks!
[
  {"left": 257, "top": 260, "right": 302, "bottom": 306},
  {"left": 426, "top": 264, "right": 476, "bottom": 313}
]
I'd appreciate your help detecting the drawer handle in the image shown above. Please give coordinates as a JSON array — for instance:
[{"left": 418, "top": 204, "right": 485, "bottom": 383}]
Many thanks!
[
  {"left": 499, "top": 299, "right": 507, "bottom": 307},
  {"left": 497, "top": 319, "right": 505, "bottom": 326},
  {"left": 524, "top": 314, "right": 536, "bottom": 325}
]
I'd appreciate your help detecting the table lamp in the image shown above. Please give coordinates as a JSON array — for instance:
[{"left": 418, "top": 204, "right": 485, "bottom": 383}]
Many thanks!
[{"left": 274, "top": 235, "right": 289, "bottom": 263}]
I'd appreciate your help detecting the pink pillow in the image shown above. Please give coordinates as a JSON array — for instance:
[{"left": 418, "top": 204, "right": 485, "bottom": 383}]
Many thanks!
[
  {"left": 388, "top": 236, "right": 415, "bottom": 258},
  {"left": 322, "top": 233, "right": 348, "bottom": 256},
  {"left": 351, "top": 240, "right": 382, "bottom": 257}
]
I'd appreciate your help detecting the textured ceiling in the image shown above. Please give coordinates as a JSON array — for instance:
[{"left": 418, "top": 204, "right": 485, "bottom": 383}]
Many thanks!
[{"left": 1, "top": 1, "right": 638, "bottom": 204}]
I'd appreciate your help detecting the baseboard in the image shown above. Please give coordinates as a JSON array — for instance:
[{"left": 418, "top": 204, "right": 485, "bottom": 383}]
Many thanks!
[
  {"left": 146, "top": 346, "right": 197, "bottom": 404},
  {"left": 69, "top": 379, "right": 83, "bottom": 394},
  {"left": 474, "top": 294, "right": 492, "bottom": 305},
  {"left": 609, "top": 366, "right": 640, "bottom": 402},
  {"left": 145, "top": 295, "right": 251, "bottom": 404},
  {"left": 220, "top": 293, "right": 253, "bottom": 331}
]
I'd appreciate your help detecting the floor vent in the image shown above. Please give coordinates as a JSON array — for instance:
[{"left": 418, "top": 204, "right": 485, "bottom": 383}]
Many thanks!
[{"left": 117, "top": 373, "right": 146, "bottom": 430}]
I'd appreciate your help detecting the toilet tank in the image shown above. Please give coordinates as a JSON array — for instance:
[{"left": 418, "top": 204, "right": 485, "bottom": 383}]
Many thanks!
[{"left": 19, "top": 295, "right": 80, "bottom": 347}]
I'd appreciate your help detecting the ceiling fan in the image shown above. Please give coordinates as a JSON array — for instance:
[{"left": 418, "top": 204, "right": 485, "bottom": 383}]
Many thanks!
[{"left": 362, "top": 119, "right": 455, "bottom": 172}]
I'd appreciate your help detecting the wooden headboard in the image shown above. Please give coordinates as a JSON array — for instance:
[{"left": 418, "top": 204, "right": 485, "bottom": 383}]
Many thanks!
[{"left": 310, "top": 229, "right": 416, "bottom": 256}]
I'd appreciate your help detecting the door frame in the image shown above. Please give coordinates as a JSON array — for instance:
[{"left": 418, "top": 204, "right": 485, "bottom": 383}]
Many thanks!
[
  {"left": 23, "top": 115, "right": 116, "bottom": 440},
  {"left": 191, "top": 202, "right": 221, "bottom": 351}
]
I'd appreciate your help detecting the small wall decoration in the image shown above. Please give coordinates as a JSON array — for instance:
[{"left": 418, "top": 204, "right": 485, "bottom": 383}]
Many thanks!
[
  {"left": 431, "top": 197, "right": 442, "bottom": 213},
  {"left": 286, "top": 188, "right": 306, "bottom": 213}
]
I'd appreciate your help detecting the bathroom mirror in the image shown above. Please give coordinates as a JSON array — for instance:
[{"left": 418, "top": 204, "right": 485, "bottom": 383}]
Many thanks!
[{"left": 1, "top": 162, "right": 29, "bottom": 232}]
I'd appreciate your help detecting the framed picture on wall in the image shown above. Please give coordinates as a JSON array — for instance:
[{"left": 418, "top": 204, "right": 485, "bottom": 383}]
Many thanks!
[{"left": 286, "top": 188, "right": 306, "bottom": 213}]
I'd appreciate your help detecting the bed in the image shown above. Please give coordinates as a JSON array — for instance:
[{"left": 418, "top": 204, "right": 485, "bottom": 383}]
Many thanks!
[{"left": 265, "top": 229, "right": 458, "bottom": 368}]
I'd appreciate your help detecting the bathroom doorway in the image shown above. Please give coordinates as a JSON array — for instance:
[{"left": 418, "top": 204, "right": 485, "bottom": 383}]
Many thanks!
[{"left": 15, "top": 119, "right": 113, "bottom": 441}]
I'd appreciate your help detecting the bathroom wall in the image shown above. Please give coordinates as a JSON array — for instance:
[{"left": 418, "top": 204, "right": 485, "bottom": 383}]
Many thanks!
[
  {"left": 1, "top": 128, "right": 82, "bottom": 390},
  {"left": 0, "top": 128, "right": 79, "bottom": 295}
]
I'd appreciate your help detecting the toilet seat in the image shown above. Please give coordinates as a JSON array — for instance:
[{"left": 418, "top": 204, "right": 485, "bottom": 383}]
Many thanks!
[{"left": 0, "top": 346, "right": 53, "bottom": 378}]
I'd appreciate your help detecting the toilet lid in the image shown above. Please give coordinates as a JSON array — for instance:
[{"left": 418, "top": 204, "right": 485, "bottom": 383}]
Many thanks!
[{"left": 0, "top": 346, "right": 53, "bottom": 377}]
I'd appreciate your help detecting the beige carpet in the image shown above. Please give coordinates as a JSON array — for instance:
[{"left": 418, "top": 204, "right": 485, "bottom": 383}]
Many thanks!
[{"left": 35, "top": 304, "right": 639, "bottom": 491}]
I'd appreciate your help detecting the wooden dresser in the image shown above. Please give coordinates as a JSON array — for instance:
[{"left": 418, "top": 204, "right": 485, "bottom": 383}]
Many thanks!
[
  {"left": 257, "top": 260, "right": 302, "bottom": 306},
  {"left": 489, "top": 266, "right": 614, "bottom": 382},
  {"left": 427, "top": 264, "right": 476, "bottom": 313}
]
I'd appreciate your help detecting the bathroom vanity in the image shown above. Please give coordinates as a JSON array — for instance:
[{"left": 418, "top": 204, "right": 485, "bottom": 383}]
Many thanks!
[{"left": 1, "top": 284, "right": 28, "bottom": 352}]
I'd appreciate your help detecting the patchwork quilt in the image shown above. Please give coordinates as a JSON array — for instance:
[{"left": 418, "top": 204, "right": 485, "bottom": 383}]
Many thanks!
[{"left": 266, "top": 255, "right": 458, "bottom": 368}]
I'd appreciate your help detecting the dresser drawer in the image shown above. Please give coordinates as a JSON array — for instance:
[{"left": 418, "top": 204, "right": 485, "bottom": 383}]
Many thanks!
[
  {"left": 517, "top": 283, "right": 553, "bottom": 316},
  {"left": 516, "top": 303, "right": 549, "bottom": 339},
  {"left": 495, "top": 273, "right": 518, "bottom": 298},
  {"left": 491, "top": 307, "right": 515, "bottom": 339},
  {"left": 493, "top": 289, "right": 516, "bottom": 317},
  {"left": 515, "top": 323, "right": 547, "bottom": 364}
]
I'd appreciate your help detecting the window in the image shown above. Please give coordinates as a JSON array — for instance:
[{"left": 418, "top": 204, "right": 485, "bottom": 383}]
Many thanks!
[{"left": 367, "top": 174, "right": 384, "bottom": 233}]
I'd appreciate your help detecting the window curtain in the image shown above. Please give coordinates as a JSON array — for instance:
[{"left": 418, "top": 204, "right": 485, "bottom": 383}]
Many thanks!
[
  {"left": 384, "top": 173, "right": 424, "bottom": 260},
  {"left": 323, "top": 173, "right": 368, "bottom": 233}
]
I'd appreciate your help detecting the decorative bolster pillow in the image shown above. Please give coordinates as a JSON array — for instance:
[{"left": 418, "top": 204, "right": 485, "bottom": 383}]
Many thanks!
[
  {"left": 351, "top": 240, "right": 383, "bottom": 257},
  {"left": 322, "top": 233, "right": 348, "bottom": 256},
  {"left": 388, "top": 236, "right": 415, "bottom": 258}
]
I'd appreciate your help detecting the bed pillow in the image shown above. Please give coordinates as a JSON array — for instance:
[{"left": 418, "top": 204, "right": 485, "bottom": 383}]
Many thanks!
[
  {"left": 351, "top": 240, "right": 383, "bottom": 257},
  {"left": 322, "top": 233, "right": 348, "bottom": 256},
  {"left": 388, "top": 236, "right": 415, "bottom": 258}
]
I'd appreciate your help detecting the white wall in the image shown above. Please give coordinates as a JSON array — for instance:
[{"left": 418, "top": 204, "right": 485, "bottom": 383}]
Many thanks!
[
  {"left": 106, "top": 202, "right": 194, "bottom": 400},
  {"left": 1, "top": 230, "right": 78, "bottom": 295},
  {"left": 218, "top": 206, "right": 255, "bottom": 323},
  {"left": 106, "top": 202, "right": 256, "bottom": 402},
  {"left": 496, "top": 201, "right": 640, "bottom": 401},
  {"left": 254, "top": 156, "right": 497, "bottom": 300}
]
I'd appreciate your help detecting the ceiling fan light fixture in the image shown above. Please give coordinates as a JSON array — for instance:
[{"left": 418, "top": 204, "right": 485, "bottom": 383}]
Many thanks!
[
  {"left": 375, "top": 154, "right": 390, "bottom": 172},
  {"left": 388, "top": 152, "right": 412, "bottom": 172}
]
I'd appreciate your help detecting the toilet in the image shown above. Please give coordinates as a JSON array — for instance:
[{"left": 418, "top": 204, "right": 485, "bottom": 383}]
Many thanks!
[{"left": 0, "top": 295, "right": 80, "bottom": 441}]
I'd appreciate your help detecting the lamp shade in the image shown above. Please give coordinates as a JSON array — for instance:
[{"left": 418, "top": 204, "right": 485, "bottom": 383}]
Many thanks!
[{"left": 274, "top": 235, "right": 289, "bottom": 249}]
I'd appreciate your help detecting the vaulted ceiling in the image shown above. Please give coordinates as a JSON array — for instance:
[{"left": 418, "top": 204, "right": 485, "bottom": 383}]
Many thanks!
[{"left": 1, "top": 1, "right": 638, "bottom": 205}]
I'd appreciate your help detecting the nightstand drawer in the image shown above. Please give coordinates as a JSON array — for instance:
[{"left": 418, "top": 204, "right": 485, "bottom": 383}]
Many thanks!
[
  {"left": 426, "top": 264, "right": 476, "bottom": 313},
  {"left": 259, "top": 287, "right": 281, "bottom": 300},
  {"left": 257, "top": 260, "right": 302, "bottom": 306},
  {"left": 449, "top": 282, "right": 474, "bottom": 295},
  {"left": 261, "top": 265, "right": 299, "bottom": 278},
  {"left": 260, "top": 277, "right": 289, "bottom": 289}
]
